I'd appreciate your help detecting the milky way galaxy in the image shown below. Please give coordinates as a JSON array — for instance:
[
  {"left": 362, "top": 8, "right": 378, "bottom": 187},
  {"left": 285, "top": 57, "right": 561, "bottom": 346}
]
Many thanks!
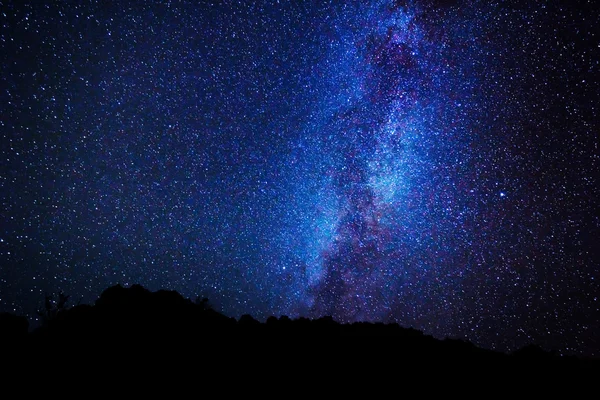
[{"left": 1, "top": 0, "right": 599, "bottom": 356}]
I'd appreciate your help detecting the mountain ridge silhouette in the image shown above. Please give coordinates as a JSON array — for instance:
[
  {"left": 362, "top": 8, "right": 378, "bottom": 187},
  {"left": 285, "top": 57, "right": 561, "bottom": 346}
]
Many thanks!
[{"left": 1, "top": 284, "right": 598, "bottom": 371}]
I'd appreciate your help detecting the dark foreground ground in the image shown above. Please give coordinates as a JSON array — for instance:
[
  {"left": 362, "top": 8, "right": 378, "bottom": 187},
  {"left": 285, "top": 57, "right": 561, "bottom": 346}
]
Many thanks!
[{"left": 1, "top": 284, "right": 598, "bottom": 379}]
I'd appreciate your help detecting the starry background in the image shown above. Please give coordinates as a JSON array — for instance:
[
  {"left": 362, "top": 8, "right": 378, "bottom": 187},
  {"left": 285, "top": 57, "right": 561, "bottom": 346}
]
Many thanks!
[{"left": 1, "top": 0, "right": 599, "bottom": 356}]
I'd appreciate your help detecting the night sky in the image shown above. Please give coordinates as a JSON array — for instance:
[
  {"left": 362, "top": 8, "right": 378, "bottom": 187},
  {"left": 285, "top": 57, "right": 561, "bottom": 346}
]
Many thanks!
[{"left": 1, "top": 0, "right": 599, "bottom": 356}]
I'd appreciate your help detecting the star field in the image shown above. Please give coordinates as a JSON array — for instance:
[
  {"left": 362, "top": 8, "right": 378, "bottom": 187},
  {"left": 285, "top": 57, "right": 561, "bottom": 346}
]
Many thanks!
[{"left": 1, "top": 0, "right": 599, "bottom": 356}]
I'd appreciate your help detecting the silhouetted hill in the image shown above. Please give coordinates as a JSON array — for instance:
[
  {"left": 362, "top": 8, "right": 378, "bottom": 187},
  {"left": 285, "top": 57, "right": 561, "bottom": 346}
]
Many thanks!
[
  {"left": 0, "top": 312, "right": 28, "bottom": 340},
  {"left": 1, "top": 284, "right": 598, "bottom": 372}
]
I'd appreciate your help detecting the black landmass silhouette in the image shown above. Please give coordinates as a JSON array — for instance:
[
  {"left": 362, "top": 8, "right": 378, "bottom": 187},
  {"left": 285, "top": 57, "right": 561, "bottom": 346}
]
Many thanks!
[{"left": 1, "top": 284, "right": 598, "bottom": 372}]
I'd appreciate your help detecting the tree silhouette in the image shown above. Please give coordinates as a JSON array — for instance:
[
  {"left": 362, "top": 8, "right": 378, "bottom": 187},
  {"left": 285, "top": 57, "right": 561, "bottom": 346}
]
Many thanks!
[
  {"left": 194, "top": 296, "right": 212, "bottom": 311},
  {"left": 36, "top": 291, "right": 70, "bottom": 324}
]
